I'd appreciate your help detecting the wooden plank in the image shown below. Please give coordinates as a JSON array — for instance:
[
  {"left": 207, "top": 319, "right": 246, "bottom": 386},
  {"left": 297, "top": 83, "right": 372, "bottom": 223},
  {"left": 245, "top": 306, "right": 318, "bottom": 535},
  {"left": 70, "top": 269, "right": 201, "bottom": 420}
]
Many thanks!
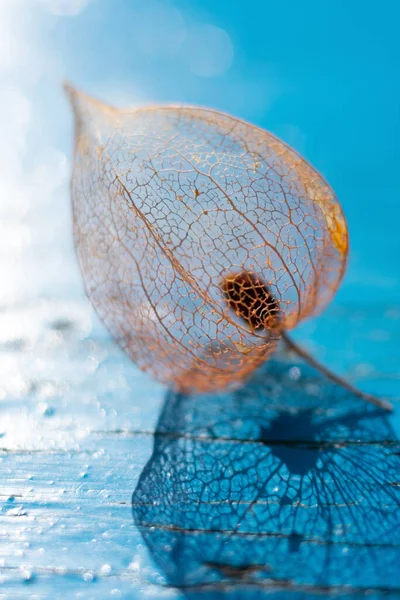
[{"left": 0, "top": 298, "right": 399, "bottom": 598}]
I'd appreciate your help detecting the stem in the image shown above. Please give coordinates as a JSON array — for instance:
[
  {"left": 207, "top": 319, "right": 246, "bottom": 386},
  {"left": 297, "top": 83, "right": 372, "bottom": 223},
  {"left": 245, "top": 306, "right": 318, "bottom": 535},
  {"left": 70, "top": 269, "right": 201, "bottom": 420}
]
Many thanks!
[{"left": 281, "top": 332, "right": 393, "bottom": 412}]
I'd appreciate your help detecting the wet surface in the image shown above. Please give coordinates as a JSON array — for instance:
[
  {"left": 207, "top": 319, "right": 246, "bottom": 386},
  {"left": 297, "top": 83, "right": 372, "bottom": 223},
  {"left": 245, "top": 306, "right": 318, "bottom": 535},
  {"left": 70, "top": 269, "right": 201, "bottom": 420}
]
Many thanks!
[{"left": 0, "top": 294, "right": 399, "bottom": 598}]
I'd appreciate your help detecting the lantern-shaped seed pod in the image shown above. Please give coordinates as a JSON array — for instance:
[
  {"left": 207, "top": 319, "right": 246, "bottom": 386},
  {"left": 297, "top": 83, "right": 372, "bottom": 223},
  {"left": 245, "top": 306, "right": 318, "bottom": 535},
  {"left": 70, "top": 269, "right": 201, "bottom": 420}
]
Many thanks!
[{"left": 66, "top": 84, "right": 391, "bottom": 411}]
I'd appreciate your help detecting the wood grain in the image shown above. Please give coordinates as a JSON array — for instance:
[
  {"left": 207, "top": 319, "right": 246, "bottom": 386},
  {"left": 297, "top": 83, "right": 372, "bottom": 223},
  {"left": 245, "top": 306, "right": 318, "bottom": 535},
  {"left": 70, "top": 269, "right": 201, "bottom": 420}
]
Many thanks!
[{"left": 0, "top": 298, "right": 399, "bottom": 598}]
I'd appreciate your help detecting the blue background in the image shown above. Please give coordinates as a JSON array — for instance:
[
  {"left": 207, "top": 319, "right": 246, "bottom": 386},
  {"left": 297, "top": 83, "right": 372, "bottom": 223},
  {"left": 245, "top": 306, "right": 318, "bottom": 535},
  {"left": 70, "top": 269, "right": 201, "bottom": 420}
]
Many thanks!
[{"left": 53, "top": 0, "right": 400, "bottom": 302}]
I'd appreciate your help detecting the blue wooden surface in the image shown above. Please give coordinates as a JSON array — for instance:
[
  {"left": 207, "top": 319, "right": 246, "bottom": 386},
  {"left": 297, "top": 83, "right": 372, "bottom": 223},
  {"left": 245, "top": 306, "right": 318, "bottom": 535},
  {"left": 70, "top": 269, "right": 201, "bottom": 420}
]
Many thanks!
[{"left": 0, "top": 296, "right": 399, "bottom": 599}]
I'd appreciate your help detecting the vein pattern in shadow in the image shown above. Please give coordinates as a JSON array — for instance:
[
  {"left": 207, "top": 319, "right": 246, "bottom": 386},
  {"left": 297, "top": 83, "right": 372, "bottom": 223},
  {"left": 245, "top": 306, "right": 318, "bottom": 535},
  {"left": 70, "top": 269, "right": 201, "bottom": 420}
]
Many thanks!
[{"left": 132, "top": 353, "right": 400, "bottom": 598}]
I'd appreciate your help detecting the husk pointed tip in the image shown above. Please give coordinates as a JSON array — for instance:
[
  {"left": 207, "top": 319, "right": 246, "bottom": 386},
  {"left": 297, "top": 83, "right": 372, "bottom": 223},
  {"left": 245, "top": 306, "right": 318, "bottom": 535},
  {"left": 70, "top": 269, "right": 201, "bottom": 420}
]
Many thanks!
[
  {"left": 63, "top": 81, "right": 80, "bottom": 105},
  {"left": 63, "top": 82, "right": 115, "bottom": 122},
  {"left": 63, "top": 80, "right": 76, "bottom": 96},
  {"left": 63, "top": 81, "right": 87, "bottom": 121}
]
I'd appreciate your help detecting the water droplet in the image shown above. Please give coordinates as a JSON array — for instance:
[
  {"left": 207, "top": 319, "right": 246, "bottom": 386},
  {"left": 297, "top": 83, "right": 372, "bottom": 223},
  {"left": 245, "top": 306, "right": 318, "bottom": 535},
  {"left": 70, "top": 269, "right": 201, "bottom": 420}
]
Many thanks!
[
  {"left": 82, "top": 570, "right": 95, "bottom": 582},
  {"left": 100, "top": 564, "right": 112, "bottom": 576},
  {"left": 289, "top": 366, "right": 301, "bottom": 380},
  {"left": 20, "top": 566, "right": 35, "bottom": 583}
]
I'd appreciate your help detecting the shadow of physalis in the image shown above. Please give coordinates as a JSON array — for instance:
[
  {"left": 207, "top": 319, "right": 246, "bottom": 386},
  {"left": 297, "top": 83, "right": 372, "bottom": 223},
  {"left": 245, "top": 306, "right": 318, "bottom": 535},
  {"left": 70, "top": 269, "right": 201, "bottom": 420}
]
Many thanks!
[{"left": 132, "top": 350, "right": 400, "bottom": 599}]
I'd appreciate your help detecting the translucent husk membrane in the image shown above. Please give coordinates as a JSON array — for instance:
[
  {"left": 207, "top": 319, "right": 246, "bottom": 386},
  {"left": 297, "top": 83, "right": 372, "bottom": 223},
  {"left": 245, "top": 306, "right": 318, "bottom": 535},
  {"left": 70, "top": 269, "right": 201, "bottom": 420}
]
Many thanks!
[{"left": 65, "top": 84, "right": 391, "bottom": 411}]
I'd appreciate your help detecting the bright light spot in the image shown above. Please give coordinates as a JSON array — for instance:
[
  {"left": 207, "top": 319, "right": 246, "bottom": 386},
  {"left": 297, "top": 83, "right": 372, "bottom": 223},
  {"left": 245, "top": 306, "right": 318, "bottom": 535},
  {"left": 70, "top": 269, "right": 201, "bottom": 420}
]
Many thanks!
[
  {"left": 182, "top": 24, "right": 234, "bottom": 77},
  {"left": 132, "top": 2, "right": 186, "bottom": 57}
]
